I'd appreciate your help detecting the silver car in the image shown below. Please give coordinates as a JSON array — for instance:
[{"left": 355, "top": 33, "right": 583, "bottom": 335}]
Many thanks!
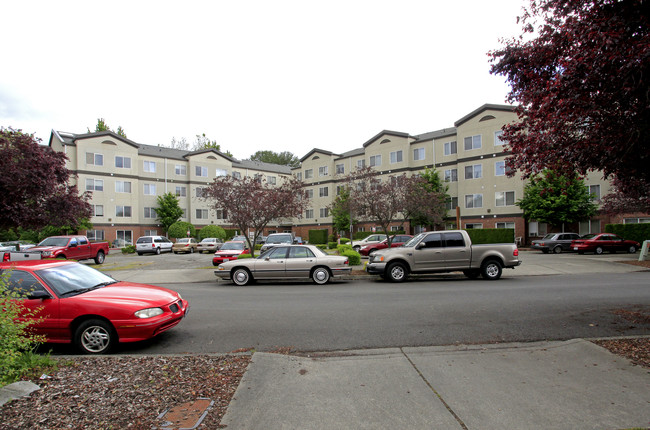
[
  {"left": 215, "top": 244, "right": 352, "bottom": 285},
  {"left": 136, "top": 236, "right": 173, "bottom": 255},
  {"left": 197, "top": 237, "right": 224, "bottom": 253},
  {"left": 531, "top": 233, "right": 581, "bottom": 254}
]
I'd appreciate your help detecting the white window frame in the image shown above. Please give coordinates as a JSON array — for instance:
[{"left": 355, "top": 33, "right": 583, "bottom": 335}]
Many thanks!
[
  {"left": 306, "top": 189, "right": 314, "bottom": 199},
  {"left": 304, "top": 169, "right": 313, "bottom": 179},
  {"left": 195, "top": 209, "right": 208, "bottom": 219},
  {"left": 587, "top": 184, "right": 601, "bottom": 200},
  {"left": 144, "top": 207, "right": 157, "bottom": 218},
  {"left": 319, "top": 166, "right": 328, "bottom": 177},
  {"left": 268, "top": 176, "right": 277, "bottom": 185},
  {"left": 144, "top": 184, "right": 156, "bottom": 196},
  {"left": 496, "top": 222, "right": 515, "bottom": 229},
  {"left": 92, "top": 205, "right": 104, "bottom": 217},
  {"left": 443, "top": 141, "right": 457, "bottom": 156},
  {"left": 495, "top": 130, "right": 505, "bottom": 146},
  {"left": 86, "top": 178, "right": 104, "bottom": 192},
  {"left": 215, "top": 168, "right": 228, "bottom": 177},
  {"left": 444, "top": 169, "right": 458, "bottom": 182},
  {"left": 144, "top": 160, "right": 156, "bottom": 173},
  {"left": 115, "top": 181, "right": 132, "bottom": 193},
  {"left": 305, "top": 209, "right": 314, "bottom": 219},
  {"left": 357, "top": 159, "right": 366, "bottom": 169},
  {"left": 390, "top": 150, "right": 403, "bottom": 164},
  {"left": 175, "top": 186, "right": 187, "bottom": 197},
  {"left": 413, "top": 147, "right": 425, "bottom": 161},
  {"left": 116, "top": 206, "right": 132, "bottom": 217},
  {"left": 196, "top": 166, "right": 208, "bottom": 177},
  {"left": 370, "top": 155, "right": 382, "bottom": 167},
  {"left": 465, "top": 194, "right": 483, "bottom": 209},
  {"left": 115, "top": 156, "right": 131, "bottom": 169},
  {"left": 319, "top": 208, "right": 329, "bottom": 218},
  {"left": 319, "top": 186, "right": 329, "bottom": 197},
  {"left": 464, "top": 135, "right": 482, "bottom": 151},
  {"left": 495, "top": 191, "right": 515, "bottom": 207},
  {"left": 465, "top": 164, "right": 482, "bottom": 179},
  {"left": 175, "top": 164, "right": 186, "bottom": 176},
  {"left": 495, "top": 161, "right": 506, "bottom": 176},
  {"left": 336, "top": 164, "right": 345, "bottom": 175},
  {"left": 446, "top": 197, "right": 459, "bottom": 211},
  {"left": 86, "top": 152, "right": 103, "bottom": 166}
]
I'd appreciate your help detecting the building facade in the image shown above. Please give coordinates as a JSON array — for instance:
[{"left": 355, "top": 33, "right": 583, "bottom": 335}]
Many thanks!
[{"left": 49, "top": 104, "right": 645, "bottom": 246}]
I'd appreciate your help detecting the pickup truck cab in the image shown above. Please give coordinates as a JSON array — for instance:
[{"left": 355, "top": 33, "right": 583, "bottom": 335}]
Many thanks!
[
  {"left": 30, "top": 235, "right": 109, "bottom": 264},
  {"left": 366, "top": 230, "right": 520, "bottom": 282}
]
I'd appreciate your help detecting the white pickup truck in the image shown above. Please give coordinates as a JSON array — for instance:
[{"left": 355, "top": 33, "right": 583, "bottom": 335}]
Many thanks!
[{"left": 365, "top": 230, "right": 521, "bottom": 282}]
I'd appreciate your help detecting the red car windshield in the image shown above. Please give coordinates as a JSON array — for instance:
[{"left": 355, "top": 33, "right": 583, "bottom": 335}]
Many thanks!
[{"left": 36, "top": 263, "right": 117, "bottom": 296}]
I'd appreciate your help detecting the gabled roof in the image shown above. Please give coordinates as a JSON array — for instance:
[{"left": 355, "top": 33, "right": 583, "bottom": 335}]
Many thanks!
[
  {"left": 454, "top": 104, "right": 515, "bottom": 127},
  {"left": 50, "top": 130, "right": 141, "bottom": 149},
  {"left": 362, "top": 130, "right": 412, "bottom": 148},
  {"left": 299, "top": 148, "right": 340, "bottom": 163},
  {"left": 185, "top": 147, "right": 236, "bottom": 162},
  {"left": 413, "top": 128, "right": 457, "bottom": 142}
]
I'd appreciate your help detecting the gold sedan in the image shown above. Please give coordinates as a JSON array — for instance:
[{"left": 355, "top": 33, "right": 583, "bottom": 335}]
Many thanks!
[
  {"left": 172, "top": 238, "right": 199, "bottom": 254},
  {"left": 214, "top": 245, "right": 352, "bottom": 286}
]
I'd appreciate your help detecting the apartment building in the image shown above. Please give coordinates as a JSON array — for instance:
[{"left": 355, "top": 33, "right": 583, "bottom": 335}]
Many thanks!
[
  {"left": 49, "top": 104, "right": 640, "bottom": 246},
  {"left": 48, "top": 130, "right": 291, "bottom": 246}
]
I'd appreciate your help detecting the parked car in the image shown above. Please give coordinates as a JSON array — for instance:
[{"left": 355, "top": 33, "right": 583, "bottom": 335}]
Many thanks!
[
  {"left": 0, "top": 260, "right": 189, "bottom": 354},
  {"left": 173, "top": 238, "right": 199, "bottom": 254},
  {"left": 0, "top": 241, "right": 36, "bottom": 252},
  {"left": 197, "top": 238, "right": 224, "bottom": 253},
  {"left": 30, "top": 235, "right": 109, "bottom": 264},
  {"left": 259, "top": 233, "right": 295, "bottom": 253},
  {"left": 530, "top": 233, "right": 581, "bottom": 254},
  {"left": 351, "top": 234, "right": 388, "bottom": 252},
  {"left": 571, "top": 233, "right": 640, "bottom": 255},
  {"left": 212, "top": 241, "right": 251, "bottom": 265},
  {"left": 359, "top": 235, "right": 413, "bottom": 256},
  {"left": 366, "top": 230, "right": 521, "bottom": 282},
  {"left": 215, "top": 244, "right": 352, "bottom": 285},
  {"left": 136, "top": 236, "right": 173, "bottom": 255},
  {"left": 231, "top": 235, "right": 248, "bottom": 242}
]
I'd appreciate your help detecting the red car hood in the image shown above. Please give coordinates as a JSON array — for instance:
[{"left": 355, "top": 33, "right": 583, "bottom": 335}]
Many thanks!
[{"left": 73, "top": 282, "right": 180, "bottom": 307}]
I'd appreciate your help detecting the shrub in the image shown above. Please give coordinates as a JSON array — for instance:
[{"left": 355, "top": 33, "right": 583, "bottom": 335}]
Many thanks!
[
  {"left": 168, "top": 221, "right": 196, "bottom": 239},
  {"left": 121, "top": 245, "right": 136, "bottom": 254},
  {"left": 199, "top": 225, "right": 227, "bottom": 241},
  {"left": 605, "top": 223, "right": 650, "bottom": 245},
  {"left": 237, "top": 253, "right": 253, "bottom": 259},
  {"left": 465, "top": 228, "right": 515, "bottom": 244},
  {"left": 341, "top": 250, "right": 361, "bottom": 266},
  {"left": 0, "top": 272, "right": 56, "bottom": 387},
  {"left": 337, "top": 244, "right": 353, "bottom": 254},
  {"left": 315, "top": 244, "right": 328, "bottom": 251},
  {"left": 308, "top": 229, "right": 329, "bottom": 244},
  {"left": 328, "top": 242, "right": 338, "bottom": 249},
  {"left": 340, "top": 238, "right": 350, "bottom": 244}
]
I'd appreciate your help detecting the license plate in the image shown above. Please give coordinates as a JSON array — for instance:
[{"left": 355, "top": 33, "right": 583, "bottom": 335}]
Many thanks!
[{"left": 574, "top": 247, "right": 578, "bottom": 250}]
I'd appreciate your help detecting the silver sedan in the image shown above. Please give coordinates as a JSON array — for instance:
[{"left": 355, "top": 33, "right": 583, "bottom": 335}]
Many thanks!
[{"left": 214, "top": 244, "right": 352, "bottom": 286}]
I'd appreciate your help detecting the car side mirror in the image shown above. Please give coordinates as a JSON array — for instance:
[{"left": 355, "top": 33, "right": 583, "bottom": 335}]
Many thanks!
[
  {"left": 28, "top": 290, "right": 51, "bottom": 300},
  {"left": 69, "top": 243, "right": 77, "bottom": 248},
  {"left": 415, "top": 243, "right": 425, "bottom": 250}
]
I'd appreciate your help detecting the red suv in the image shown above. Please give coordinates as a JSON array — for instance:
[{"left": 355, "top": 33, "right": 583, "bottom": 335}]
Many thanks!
[{"left": 359, "top": 235, "right": 413, "bottom": 256}]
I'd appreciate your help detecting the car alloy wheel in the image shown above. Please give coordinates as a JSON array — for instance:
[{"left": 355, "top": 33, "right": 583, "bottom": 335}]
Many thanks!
[
  {"left": 595, "top": 246, "right": 604, "bottom": 255},
  {"left": 481, "top": 260, "right": 502, "bottom": 280},
  {"left": 387, "top": 262, "right": 408, "bottom": 282},
  {"left": 628, "top": 245, "right": 637, "bottom": 253},
  {"left": 312, "top": 267, "right": 330, "bottom": 285},
  {"left": 75, "top": 319, "right": 115, "bottom": 354}
]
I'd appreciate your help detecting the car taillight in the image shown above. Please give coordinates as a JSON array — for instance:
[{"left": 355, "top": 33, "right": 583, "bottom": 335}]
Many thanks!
[
  {"left": 513, "top": 249, "right": 519, "bottom": 257},
  {"left": 344, "top": 259, "right": 349, "bottom": 265},
  {"left": 152, "top": 244, "right": 156, "bottom": 248},
  {"left": 2, "top": 253, "right": 9, "bottom": 262}
]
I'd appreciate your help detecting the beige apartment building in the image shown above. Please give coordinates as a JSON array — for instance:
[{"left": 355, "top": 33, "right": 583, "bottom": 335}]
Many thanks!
[{"left": 49, "top": 104, "right": 641, "bottom": 246}]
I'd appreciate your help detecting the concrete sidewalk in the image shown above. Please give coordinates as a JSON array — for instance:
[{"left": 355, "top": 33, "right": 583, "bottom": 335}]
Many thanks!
[{"left": 221, "top": 339, "right": 650, "bottom": 430}]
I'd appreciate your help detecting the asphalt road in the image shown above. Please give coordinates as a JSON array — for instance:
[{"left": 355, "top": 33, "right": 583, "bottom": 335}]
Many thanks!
[{"left": 46, "top": 250, "right": 650, "bottom": 355}]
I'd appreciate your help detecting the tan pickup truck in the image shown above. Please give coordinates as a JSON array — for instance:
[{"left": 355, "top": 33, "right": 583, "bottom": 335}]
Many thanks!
[{"left": 365, "top": 230, "right": 521, "bottom": 282}]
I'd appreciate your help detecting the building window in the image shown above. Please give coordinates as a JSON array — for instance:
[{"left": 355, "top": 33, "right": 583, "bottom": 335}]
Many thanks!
[
  {"left": 446, "top": 196, "right": 459, "bottom": 211},
  {"left": 495, "top": 161, "right": 506, "bottom": 176},
  {"left": 144, "top": 230, "right": 158, "bottom": 236},
  {"left": 115, "top": 156, "right": 131, "bottom": 169},
  {"left": 336, "top": 185, "right": 345, "bottom": 195},
  {"left": 465, "top": 194, "right": 483, "bottom": 208},
  {"left": 529, "top": 221, "right": 548, "bottom": 237},
  {"left": 413, "top": 147, "right": 425, "bottom": 161},
  {"left": 87, "top": 230, "right": 104, "bottom": 241},
  {"left": 86, "top": 152, "right": 103, "bottom": 166},
  {"left": 319, "top": 186, "right": 329, "bottom": 197},
  {"left": 304, "top": 169, "right": 313, "bottom": 179},
  {"left": 587, "top": 184, "right": 601, "bottom": 200},
  {"left": 464, "top": 164, "right": 482, "bottom": 179},
  {"left": 86, "top": 178, "right": 103, "bottom": 192},
  {"left": 295, "top": 172, "right": 302, "bottom": 181},
  {"left": 444, "top": 169, "right": 458, "bottom": 182},
  {"left": 623, "top": 217, "right": 650, "bottom": 224},
  {"left": 305, "top": 209, "right": 314, "bottom": 219},
  {"left": 115, "top": 181, "right": 132, "bottom": 193},
  {"left": 464, "top": 135, "right": 482, "bottom": 150},
  {"left": 336, "top": 164, "right": 344, "bottom": 175},
  {"left": 144, "top": 207, "right": 157, "bottom": 218},
  {"left": 444, "top": 141, "right": 457, "bottom": 156},
  {"left": 92, "top": 205, "right": 104, "bottom": 217},
  {"left": 232, "top": 171, "right": 241, "bottom": 179},
  {"left": 319, "top": 208, "right": 329, "bottom": 218},
  {"left": 116, "top": 230, "right": 133, "bottom": 245},
  {"left": 196, "top": 209, "right": 208, "bottom": 219},
  {"left": 196, "top": 166, "right": 208, "bottom": 177},
  {"left": 144, "top": 161, "right": 156, "bottom": 173},
  {"left": 196, "top": 187, "right": 206, "bottom": 198},
  {"left": 215, "top": 168, "right": 228, "bottom": 177},
  {"left": 144, "top": 184, "right": 156, "bottom": 195},
  {"left": 370, "top": 155, "right": 382, "bottom": 167},
  {"left": 268, "top": 176, "right": 277, "bottom": 185},
  {"left": 306, "top": 189, "right": 314, "bottom": 199},
  {"left": 216, "top": 209, "right": 227, "bottom": 219},
  {"left": 175, "top": 165, "right": 186, "bottom": 176},
  {"left": 496, "top": 222, "right": 515, "bottom": 229},
  {"left": 495, "top": 191, "right": 515, "bottom": 207},
  {"left": 465, "top": 223, "right": 483, "bottom": 229},
  {"left": 116, "top": 206, "right": 132, "bottom": 217},
  {"left": 390, "top": 151, "right": 403, "bottom": 164},
  {"left": 357, "top": 159, "right": 366, "bottom": 169},
  {"left": 319, "top": 166, "right": 328, "bottom": 177},
  {"left": 495, "top": 130, "right": 505, "bottom": 146},
  {"left": 175, "top": 186, "right": 186, "bottom": 197}
]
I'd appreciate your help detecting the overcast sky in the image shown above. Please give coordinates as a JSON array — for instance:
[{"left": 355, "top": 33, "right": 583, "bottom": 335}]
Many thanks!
[{"left": 1, "top": 1, "right": 524, "bottom": 160}]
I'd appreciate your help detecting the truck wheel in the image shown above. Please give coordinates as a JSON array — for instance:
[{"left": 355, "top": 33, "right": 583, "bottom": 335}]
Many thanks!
[
  {"left": 481, "top": 260, "right": 502, "bottom": 280},
  {"left": 74, "top": 319, "right": 116, "bottom": 354},
  {"left": 387, "top": 262, "right": 408, "bottom": 283},
  {"left": 463, "top": 270, "right": 480, "bottom": 280},
  {"left": 94, "top": 251, "right": 105, "bottom": 264}
]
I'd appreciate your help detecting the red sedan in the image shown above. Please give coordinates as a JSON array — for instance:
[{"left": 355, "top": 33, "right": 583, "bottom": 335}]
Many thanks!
[
  {"left": 1, "top": 260, "right": 189, "bottom": 354},
  {"left": 359, "top": 235, "right": 413, "bottom": 256},
  {"left": 571, "top": 233, "right": 640, "bottom": 255},
  {"left": 212, "top": 241, "right": 250, "bottom": 265}
]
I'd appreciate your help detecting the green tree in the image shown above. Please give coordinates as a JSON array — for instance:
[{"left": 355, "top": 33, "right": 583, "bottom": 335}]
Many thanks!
[
  {"left": 198, "top": 224, "right": 226, "bottom": 241},
  {"left": 156, "top": 193, "right": 184, "bottom": 234},
  {"left": 250, "top": 150, "right": 300, "bottom": 168},
  {"left": 193, "top": 133, "right": 233, "bottom": 156},
  {"left": 88, "top": 119, "right": 127, "bottom": 138},
  {"left": 517, "top": 170, "right": 597, "bottom": 228},
  {"left": 329, "top": 187, "right": 357, "bottom": 238},
  {"left": 168, "top": 221, "right": 196, "bottom": 239},
  {"left": 407, "top": 168, "right": 449, "bottom": 229}
]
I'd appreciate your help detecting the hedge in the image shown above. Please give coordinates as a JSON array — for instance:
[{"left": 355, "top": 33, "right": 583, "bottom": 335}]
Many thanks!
[
  {"left": 309, "top": 229, "right": 329, "bottom": 244},
  {"left": 605, "top": 224, "right": 650, "bottom": 245},
  {"left": 341, "top": 249, "right": 361, "bottom": 266},
  {"left": 465, "top": 228, "right": 515, "bottom": 244}
]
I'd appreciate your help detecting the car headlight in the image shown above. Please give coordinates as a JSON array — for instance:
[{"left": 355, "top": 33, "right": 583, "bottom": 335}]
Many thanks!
[{"left": 135, "top": 308, "right": 164, "bottom": 318}]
